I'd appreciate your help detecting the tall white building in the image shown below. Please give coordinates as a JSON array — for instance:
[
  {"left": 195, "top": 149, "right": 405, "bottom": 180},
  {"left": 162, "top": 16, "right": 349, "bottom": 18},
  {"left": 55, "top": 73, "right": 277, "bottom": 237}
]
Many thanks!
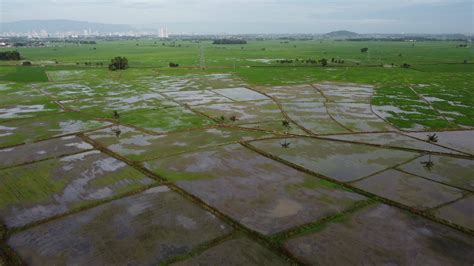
[{"left": 158, "top": 27, "right": 169, "bottom": 38}]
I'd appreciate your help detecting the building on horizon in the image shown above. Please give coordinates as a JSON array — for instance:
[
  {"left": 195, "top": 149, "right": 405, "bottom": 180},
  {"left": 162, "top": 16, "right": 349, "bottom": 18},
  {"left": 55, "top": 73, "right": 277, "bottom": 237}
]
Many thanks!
[{"left": 158, "top": 27, "right": 169, "bottom": 38}]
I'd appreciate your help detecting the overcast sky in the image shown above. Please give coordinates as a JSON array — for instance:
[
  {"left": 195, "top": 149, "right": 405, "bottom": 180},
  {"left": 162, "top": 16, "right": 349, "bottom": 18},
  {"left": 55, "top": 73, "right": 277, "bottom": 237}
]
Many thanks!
[{"left": 1, "top": 0, "right": 473, "bottom": 34}]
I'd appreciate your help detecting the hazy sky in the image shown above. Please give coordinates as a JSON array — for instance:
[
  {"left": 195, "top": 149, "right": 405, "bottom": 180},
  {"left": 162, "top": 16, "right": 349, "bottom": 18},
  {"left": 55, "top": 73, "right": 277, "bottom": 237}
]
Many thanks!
[{"left": 1, "top": 0, "right": 473, "bottom": 33}]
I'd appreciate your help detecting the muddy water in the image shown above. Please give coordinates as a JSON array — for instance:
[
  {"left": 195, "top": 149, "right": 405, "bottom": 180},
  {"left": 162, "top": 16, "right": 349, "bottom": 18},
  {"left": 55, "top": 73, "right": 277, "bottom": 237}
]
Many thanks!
[
  {"left": 61, "top": 93, "right": 179, "bottom": 115},
  {"left": 316, "top": 83, "right": 374, "bottom": 103},
  {"left": 193, "top": 100, "right": 283, "bottom": 124},
  {"left": 432, "top": 196, "right": 474, "bottom": 231},
  {"left": 320, "top": 132, "right": 462, "bottom": 155},
  {"left": 88, "top": 126, "right": 273, "bottom": 161},
  {"left": 353, "top": 169, "right": 463, "bottom": 209},
  {"left": 281, "top": 102, "right": 349, "bottom": 134},
  {"left": 163, "top": 90, "right": 232, "bottom": 106},
  {"left": 0, "top": 113, "right": 110, "bottom": 148},
  {"left": 43, "top": 83, "right": 96, "bottom": 98},
  {"left": 284, "top": 203, "right": 474, "bottom": 265},
  {"left": 407, "top": 130, "right": 474, "bottom": 155},
  {"left": 237, "top": 120, "right": 308, "bottom": 135},
  {"left": 173, "top": 238, "right": 290, "bottom": 266},
  {"left": 0, "top": 150, "right": 153, "bottom": 227},
  {"left": 212, "top": 87, "right": 268, "bottom": 101},
  {"left": 257, "top": 85, "right": 326, "bottom": 103},
  {"left": 0, "top": 104, "right": 58, "bottom": 119},
  {"left": 0, "top": 136, "right": 93, "bottom": 169},
  {"left": 145, "top": 144, "right": 366, "bottom": 235},
  {"left": 250, "top": 137, "right": 419, "bottom": 182},
  {"left": 398, "top": 155, "right": 474, "bottom": 191},
  {"left": 8, "top": 186, "right": 231, "bottom": 265},
  {"left": 326, "top": 103, "right": 394, "bottom": 132}
]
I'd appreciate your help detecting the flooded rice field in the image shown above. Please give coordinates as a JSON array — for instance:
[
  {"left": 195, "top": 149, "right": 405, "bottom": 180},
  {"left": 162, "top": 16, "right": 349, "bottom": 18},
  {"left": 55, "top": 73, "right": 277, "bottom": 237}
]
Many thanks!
[
  {"left": 144, "top": 144, "right": 366, "bottom": 235},
  {"left": 249, "top": 137, "right": 420, "bottom": 182},
  {"left": 0, "top": 150, "right": 154, "bottom": 227},
  {"left": 284, "top": 204, "right": 473, "bottom": 265},
  {"left": 8, "top": 186, "right": 230, "bottom": 265},
  {"left": 1, "top": 72, "right": 472, "bottom": 264}
]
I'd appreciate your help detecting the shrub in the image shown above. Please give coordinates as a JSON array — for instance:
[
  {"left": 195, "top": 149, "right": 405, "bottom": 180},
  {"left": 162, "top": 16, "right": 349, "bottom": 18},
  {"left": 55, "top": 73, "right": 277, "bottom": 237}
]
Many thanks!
[
  {"left": 0, "top": 51, "right": 21, "bottom": 60},
  {"left": 108, "top": 56, "right": 129, "bottom": 71}
]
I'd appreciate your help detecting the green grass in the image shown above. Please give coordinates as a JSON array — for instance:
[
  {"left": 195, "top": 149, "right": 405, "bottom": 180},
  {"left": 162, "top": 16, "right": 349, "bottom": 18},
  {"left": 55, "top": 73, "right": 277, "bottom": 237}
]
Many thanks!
[
  {"left": 0, "top": 160, "right": 67, "bottom": 208},
  {"left": 0, "top": 67, "right": 49, "bottom": 82},
  {"left": 0, "top": 39, "right": 472, "bottom": 130}
]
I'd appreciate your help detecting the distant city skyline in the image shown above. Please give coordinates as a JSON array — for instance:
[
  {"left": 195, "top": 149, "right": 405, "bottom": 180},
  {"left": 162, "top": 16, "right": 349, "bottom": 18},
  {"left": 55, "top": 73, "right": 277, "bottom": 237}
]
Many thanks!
[
  {"left": 1, "top": 0, "right": 473, "bottom": 34},
  {"left": 0, "top": 23, "right": 171, "bottom": 38}
]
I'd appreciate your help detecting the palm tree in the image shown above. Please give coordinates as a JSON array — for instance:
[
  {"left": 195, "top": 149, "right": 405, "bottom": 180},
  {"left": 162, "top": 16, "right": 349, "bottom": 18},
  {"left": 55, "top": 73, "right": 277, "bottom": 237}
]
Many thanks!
[
  {"left": 421, "top": 153, "right": 435, "bottom": 170},
  {"left": 280, "top": 120, "right": 292, "bottom": 148},
  {"left": 426, "top": 133, "right": 438, "bottom": 143},
  {"left": 112, "top": 111, "right": 121, "bottom": 137},
  {"left": 113, "top": 111, "right": 120, "bottom": 121}
]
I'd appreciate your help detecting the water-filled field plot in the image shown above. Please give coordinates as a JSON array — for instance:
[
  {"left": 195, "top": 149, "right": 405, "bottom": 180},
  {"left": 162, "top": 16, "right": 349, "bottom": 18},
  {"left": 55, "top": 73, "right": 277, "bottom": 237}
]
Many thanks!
[
  {"left": 320, "top": 132, "right": 463, "bottom": 155},
  {"left": 248, "top": 137, "right": 419, "bottom": 182},
  {"left": 0, "top": 102, "right": 61, "bottom": 121},
  {"left": 192, "top": 100, "right": 284, "bottom": 125},
  {"left": 86, "top": 125, "right": 273, "bottom": 161},
  {"left": 236, "top": 120, "right": 308, "bottom": 135},
  {"left": 353, "top": 169, "right": 463, "bottom": 210},
  {"left": 0, "top": 83, "right": 51, "bottom": 106},
  {"left": 0, "top": 84, "right": 62, "bottom": 121},
  {"left": 315, "top": 82, "right": 374, "bottom": 103},
  {"left": 0, "top": 112, "right": 110, "bottom": 148},
  {"left": 119, "top": 107, "right": 214, "bottom": 133},
  {"left": 398, "top": 154, "right": 474, "bottom": 191},
  {"left": 0, "top": 135, "right": 93, "bottom": 169},
  {"left": 431, "top": 196, "right": 474, "bottom": 231},
  {"left": 163, "top": 90, "right": 233, "bottom": 106},
  {"left": 212, "top": 87, "right": 269, "bottom": 102},
  {"left": 284, "top": 204, "right": 474, "bottom": 265},
  {"left": 0, "top": 150, "right": 154, "bottom": 228},
  {"left": 414, "top": 84, "right": 473, "bottom": 128},
  {"left": 326, "top": 103, "right": 394, "bottom": 132},
  {"left": 282, "top": 102, "right": 349, "bottom": 134},
  {"left": 1, "top": 70, "right": 473, "bottom": 265},
  {"left": 407, "top": 130, "right": 474, "bottom": 155},
  {"left": 144, "top": 144, "right": 366, "bottom": 235},
  {"left": 172, "top": 237, "right": 290, "bottom": 265},
  {"left": 7, "top": 186, "right": 231, "bottom": 265},
  {"left": 144, "top": 74, "right": 247, "bottom": 93},
  {"left": 256, "top": 85, "right": 326, "bottom": 103},
  {"left": 371, "top": 87, "right": 454, "bottom": 130},
  {"left": 59, "top": 92, "right": 179, "bottom": 116}
]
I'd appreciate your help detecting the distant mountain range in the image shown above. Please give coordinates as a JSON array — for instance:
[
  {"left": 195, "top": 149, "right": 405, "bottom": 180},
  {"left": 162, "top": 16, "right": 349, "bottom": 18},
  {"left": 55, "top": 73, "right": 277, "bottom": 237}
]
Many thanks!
[{"left": 0, "top": 20, "right": 135, "bottom": 33}]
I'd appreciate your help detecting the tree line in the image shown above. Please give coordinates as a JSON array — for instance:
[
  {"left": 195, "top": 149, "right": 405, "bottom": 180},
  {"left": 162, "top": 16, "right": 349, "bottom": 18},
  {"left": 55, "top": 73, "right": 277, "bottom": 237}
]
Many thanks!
[
  {"left": 213, "top": 39, "right": 247, "bottom": 45},
  {"left": 0, "top": 51, "right": 21, "bottom": 60}
]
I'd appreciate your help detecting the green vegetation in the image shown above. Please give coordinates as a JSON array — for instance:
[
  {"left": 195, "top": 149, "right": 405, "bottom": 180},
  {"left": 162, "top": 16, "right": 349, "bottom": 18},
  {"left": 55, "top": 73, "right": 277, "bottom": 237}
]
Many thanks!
[
  {"left": 0, "top": 160, "right": 67, "bottom": 208},
  {"left": 0, "top": 51, "right": 21, "bottom": 61},
  {"left": 0, "top": 39, "right": 472, "bottom": 130},
  {"left": 0, "top": 66, "right": 48, "bottom": 82},
  {"left": 213, "top": 39, "right": 247, "bottom": 45},
  {"left": 1, "top": 37, "right": 473, "bottom": 264},
  {"left": 108, "top": 56, "right": 129, "bottom": 71}
]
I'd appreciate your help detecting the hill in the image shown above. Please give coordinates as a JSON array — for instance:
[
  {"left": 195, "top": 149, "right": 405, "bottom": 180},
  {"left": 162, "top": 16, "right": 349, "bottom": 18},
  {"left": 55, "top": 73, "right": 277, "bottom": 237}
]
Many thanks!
[{"left": 323, "top": 30, "right": 360, "bottom": 39}]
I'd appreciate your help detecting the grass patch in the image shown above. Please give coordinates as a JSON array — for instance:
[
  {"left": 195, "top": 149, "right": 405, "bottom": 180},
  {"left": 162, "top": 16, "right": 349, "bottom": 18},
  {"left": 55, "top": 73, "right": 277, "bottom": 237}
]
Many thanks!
[
  {"left": 0, "top": 67, "right": 48, "bottom": 82},
  {"left": 0, "top": 160, "right": 66, "bottom": 209}
]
